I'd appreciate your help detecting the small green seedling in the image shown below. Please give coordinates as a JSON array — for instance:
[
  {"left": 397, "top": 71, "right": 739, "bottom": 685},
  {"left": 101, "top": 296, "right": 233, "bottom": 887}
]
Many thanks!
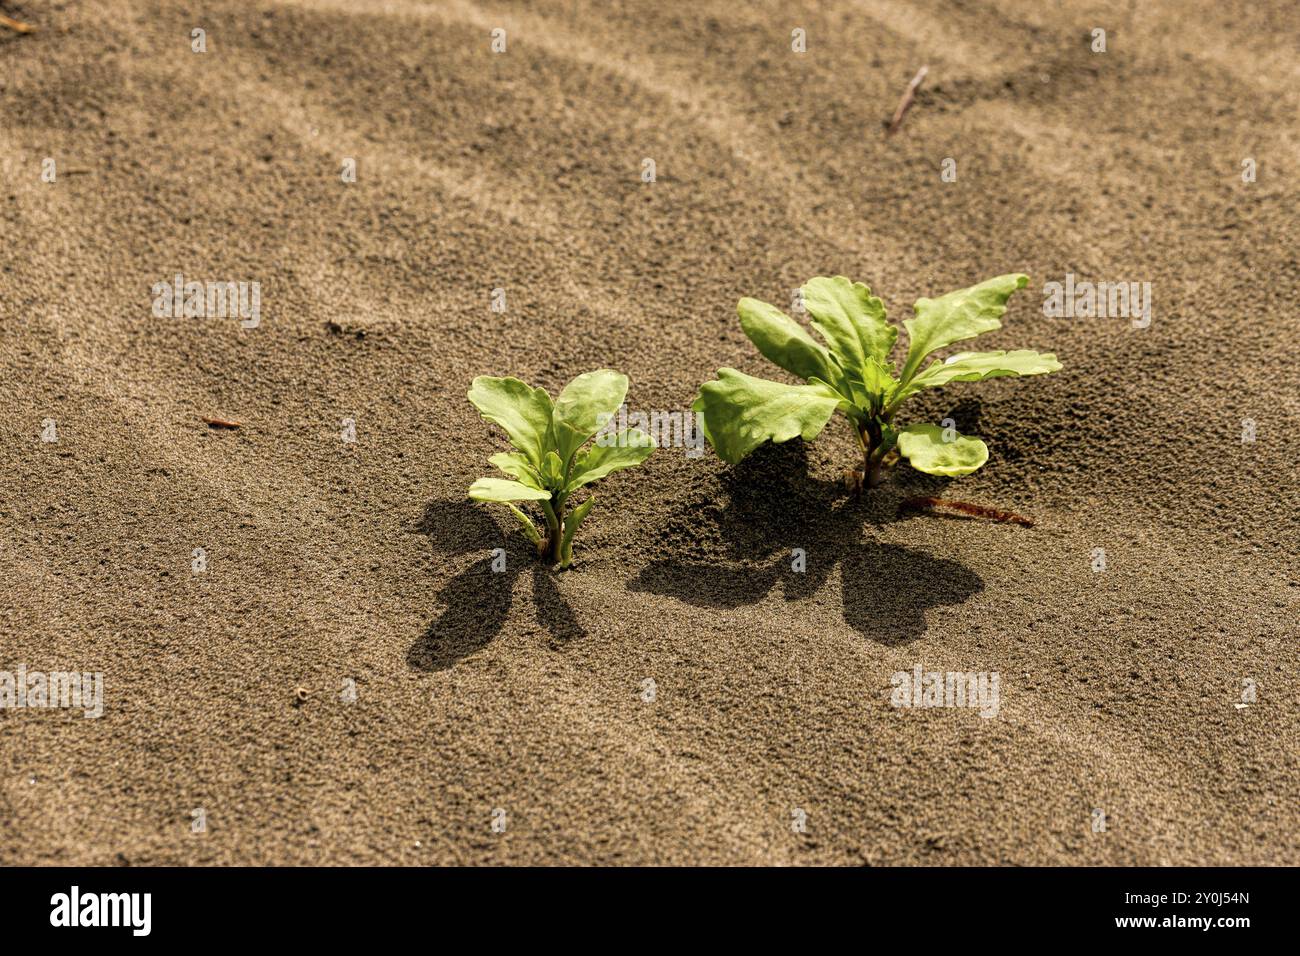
[
  {"left": 468, "top": 369, "right": 655, "bottom": 568},
  {"left": 693, "top": 274, "right": 1061, "bottom": 489}
]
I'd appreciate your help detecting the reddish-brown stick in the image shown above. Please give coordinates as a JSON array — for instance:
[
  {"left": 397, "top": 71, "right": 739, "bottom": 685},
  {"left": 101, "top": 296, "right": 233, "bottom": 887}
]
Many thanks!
[
  {"left": 900, "top": 496, "right": 1034, "bottom": 528},
  {"left": 203, "top": 417, "right": 242, "bottom": 429},
  {"left": 0, "top": 14, "right": 36, "bottom": 33},
  {"left": 887, "top": 65, "right": 928, "bottom": 136}
]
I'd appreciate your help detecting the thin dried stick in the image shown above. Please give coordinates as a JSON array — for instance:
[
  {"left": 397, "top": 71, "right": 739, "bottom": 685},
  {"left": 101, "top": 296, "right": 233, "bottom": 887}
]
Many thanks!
[
  {"left": 900, "top": 496, "right": 1034, "bottom": 528},
  {"left": 887, "top": 65, "right": 928, "bottom": 136},
  {"left": 0, "top": 13, "right": 36, "bottom": 33},
  {"left": 203, "top": 416, "right": 242, "bottom": 429}
]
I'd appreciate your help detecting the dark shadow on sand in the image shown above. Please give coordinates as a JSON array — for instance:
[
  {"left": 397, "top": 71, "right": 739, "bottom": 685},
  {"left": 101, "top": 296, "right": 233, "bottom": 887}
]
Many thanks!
[
  {"left": 629, "top": 442, "right": 984, "bottom": 645},
  {"left": 408, "top": 499, "right": 585, "bottom": 671}
]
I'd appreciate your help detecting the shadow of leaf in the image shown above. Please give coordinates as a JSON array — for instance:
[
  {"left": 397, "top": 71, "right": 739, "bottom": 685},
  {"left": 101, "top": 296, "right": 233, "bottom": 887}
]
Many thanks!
[
  {"left": 629, "top": 442, "right": 984, "bottom": 644},
  {"left": 532, "top": 565, "right": 587, "bottom": 644},
  {"left": 416, "top": 498, "right": 503, "bottom": 556},
  {"left": 408, "top": 553, "right": 517, "bottom": 671},
  {"left": 409, "top": 498, "right": 588, "bottom": 669},
  {"left": 632, "top": 558, "right": 784, "bottom": 609},
  {"left": 839, "top": 542, "right": 984, "bottom": 644}
]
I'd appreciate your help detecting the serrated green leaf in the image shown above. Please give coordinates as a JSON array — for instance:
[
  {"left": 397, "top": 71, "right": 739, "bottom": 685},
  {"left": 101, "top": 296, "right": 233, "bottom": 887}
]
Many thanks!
[
  {"left": 489, "top": 451, "right": 544, "bottom": 489},
  {"left": 468, "top": 376, "right": 555, "bottom": 469},
  {"left": 692, "top": 369, "right": 842, "bottom": 464},
  {"left": 737, "top": 297, "right": 837, "bottom": 384},
  {"left": 897, "top": 349, "right": 1061, "bottom": 403},
  {"left": 896, "top": 423, "right": 989, "bottom": 477},
  {"left": 468, "top": 477, "right": 553, "bottom": 502},
  {"left": 566, "top": 429, "right": 656, "bottom": 491},
  {"left": 551, "top": 369, "right": 629, "bottom": 467},
  {"left": 802, "top": 276, "right": 897, "bottom": 373},
  {"left": 900, "top": 274, "right": 1029, "bottom": 384}
]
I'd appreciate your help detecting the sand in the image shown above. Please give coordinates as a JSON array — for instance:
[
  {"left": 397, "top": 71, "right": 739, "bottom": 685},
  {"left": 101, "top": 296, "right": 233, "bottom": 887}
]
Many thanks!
[{"left": 1, "top": 0, "right": 1297, "bottom": 865}]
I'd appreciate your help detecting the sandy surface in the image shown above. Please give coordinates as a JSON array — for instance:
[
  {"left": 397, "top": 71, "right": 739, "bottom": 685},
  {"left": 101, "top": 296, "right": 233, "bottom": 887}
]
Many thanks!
[{"left": 1, "top": 0, "right": 1297, "bottom": 865}]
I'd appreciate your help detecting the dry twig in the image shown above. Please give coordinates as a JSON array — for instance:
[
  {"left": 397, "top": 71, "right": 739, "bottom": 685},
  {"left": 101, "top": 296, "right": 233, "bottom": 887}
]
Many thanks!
[
  {"left": 900, "top": 496, "right": 1034, "bottom": 527},
  {"left": 887, "top": 65, "right": 928, "bottom": 136},
  {"left": 0, "top": 13, "right": 36, "bottom": 34}
]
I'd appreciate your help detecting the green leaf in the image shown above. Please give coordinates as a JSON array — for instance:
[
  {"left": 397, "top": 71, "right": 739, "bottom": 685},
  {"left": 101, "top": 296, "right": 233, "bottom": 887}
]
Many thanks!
[
  {"left": 565, "top": 496, "right": 597, "bottom": 533},
  {"left": 900, "top": 274, "right": 1029, "bottom": 383},
  {"left": 468, "top": 477, "right": 553, "bottom": 502},
  {"left": 802, "top": 276, "right": 897, "bottom": 373},
  {"left": 559, "top": 496, "right": 597, "bottom": 568},
  {"left": 566, "top": 429, "right": 656, "bottom": 491},
  {"left": 807, "top": 375, "right": 859, "bottom": 417},
  {"left": 692, "top": 369, "right": 842, "bottom": 465},
  {"left": 877, "top": 421, "right": 899, "bottom": 457},
  {"left": 505, "top": 504, "right": 543, "bottom": 546},
  {"left": 540, "top": 451, "right": 565, "bottom": 489},
  {"left": 895, "top": 423, "right": 989, "bottom": 477},
  {"left": 737, "top": 297, "right": 837, "bottom": 384},
  {"left": 468, "top": 376, "right": 555, "bottom": 469},
  {"left": 551, "top": 369, "right": 629, "bottom": 467},
  {"left": 857, "top": 357, "right": 899, "bottom": 409},
  {"left": 488, "top": 451, "right": 544, "bottom": 489},
  {"left": 897, "top": 349, "right": 1061, "bottom": 402}
]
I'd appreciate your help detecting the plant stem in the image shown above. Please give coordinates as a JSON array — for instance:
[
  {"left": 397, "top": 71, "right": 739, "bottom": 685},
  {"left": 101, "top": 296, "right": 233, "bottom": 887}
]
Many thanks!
[
  {"left": 541, "top": 499, "right": 563, "bottom": 565},
  {"left": 548, "top": 497, "right": 565, "bottom": 564},
  {"left": 855, "top": 420, "right": 890, "bottom": 489},
  {"left": 864, "top": 421, "right": 884, "bottom": 479},
  {"left": 866, "top": 448, "right": 888, "bottom": 488}
]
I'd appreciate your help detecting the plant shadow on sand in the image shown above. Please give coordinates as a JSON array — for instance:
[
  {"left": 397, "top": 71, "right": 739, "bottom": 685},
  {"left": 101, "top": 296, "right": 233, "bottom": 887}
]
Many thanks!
[
  {"left": 408, "top": 500, "right": 586, "bottom": 671},
  {"left": 629, "top": 441, "right": 984, "bottom": 645}
]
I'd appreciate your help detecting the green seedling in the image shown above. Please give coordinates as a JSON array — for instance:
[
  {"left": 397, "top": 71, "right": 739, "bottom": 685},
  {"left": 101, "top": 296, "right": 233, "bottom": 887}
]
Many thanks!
[
  {"left": 693, "top": 274, "right": 1061, "bottom": 490},
  {"left": 468, "top": 369, "right": 655, "bottom": 568}
]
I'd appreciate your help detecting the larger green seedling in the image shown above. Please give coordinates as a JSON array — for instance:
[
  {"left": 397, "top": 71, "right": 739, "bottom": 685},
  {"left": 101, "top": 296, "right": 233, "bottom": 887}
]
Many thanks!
[
  {"left": 468, "top": 369, "right": 655, "bottom": 568},
  {"left": 693, "top": 274, "right": 1061, "bottom": 489}
]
